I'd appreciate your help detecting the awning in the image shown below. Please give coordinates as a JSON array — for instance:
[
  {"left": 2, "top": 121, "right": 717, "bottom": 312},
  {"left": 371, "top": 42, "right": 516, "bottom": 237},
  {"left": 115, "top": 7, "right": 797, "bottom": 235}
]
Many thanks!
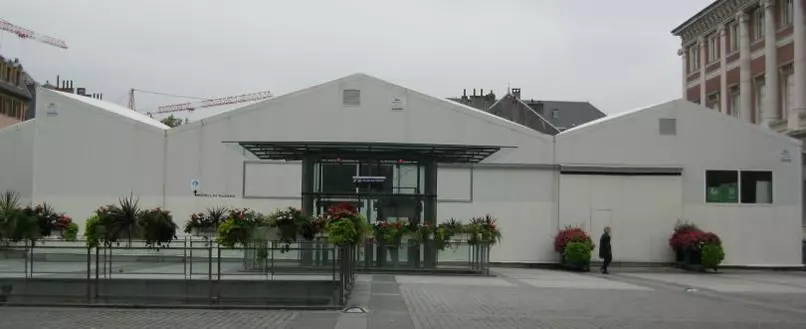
[{"left": 222, "top": 141, "right": 511, "bottom": 163}]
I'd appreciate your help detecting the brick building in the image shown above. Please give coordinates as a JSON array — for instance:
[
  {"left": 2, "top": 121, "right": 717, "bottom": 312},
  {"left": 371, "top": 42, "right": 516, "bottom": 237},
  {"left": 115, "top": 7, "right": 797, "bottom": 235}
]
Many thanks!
[
  {"left": 672, "top": 0, "right": 806, "bottom": 139},
  {"left": 0, "top": 56, "right": 32, "bottom": 128}
]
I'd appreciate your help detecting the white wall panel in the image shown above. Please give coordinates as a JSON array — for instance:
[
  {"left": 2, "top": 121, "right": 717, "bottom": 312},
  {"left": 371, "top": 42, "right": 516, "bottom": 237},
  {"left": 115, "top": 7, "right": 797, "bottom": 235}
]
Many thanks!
[
  {"left": 243, "top": 162, "right": 301, "bottom": 198},
  {"left": 560, "top": 174, "right": 683, "bottom": 263},
  {"left": 437, "top": 167, "right": 471, "bottom": 201}
]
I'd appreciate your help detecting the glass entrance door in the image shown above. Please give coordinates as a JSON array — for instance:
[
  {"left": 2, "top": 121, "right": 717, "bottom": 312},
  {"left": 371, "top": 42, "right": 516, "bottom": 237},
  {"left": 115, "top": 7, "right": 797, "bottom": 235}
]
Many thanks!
[{"left": 311, "top": 159, "right": 426, "bottom": 267}]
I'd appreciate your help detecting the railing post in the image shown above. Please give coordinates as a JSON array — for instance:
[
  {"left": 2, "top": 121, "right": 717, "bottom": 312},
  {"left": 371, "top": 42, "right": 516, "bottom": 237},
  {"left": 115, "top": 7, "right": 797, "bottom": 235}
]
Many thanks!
[
  {"left": 208, "top": 242, "right": 212, "bottom": 281},
  {"left": 86, "top": 246, "right": 91, "bottom": 302},
  {"left": 94, "top": 246, "right": 100, "bottom": 299}
]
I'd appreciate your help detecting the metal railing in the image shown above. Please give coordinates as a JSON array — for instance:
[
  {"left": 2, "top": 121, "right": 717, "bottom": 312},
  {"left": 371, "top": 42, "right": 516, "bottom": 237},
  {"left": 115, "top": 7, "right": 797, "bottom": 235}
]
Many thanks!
[{"left": 0, "top": 238, "right": 356, "bottom": 307}]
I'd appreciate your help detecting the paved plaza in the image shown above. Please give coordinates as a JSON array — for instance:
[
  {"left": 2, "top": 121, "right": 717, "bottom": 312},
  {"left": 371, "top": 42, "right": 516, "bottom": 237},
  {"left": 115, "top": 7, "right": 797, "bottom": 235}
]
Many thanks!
[{"left": 1, "top": 267, "right": 805, "bottom": 328}]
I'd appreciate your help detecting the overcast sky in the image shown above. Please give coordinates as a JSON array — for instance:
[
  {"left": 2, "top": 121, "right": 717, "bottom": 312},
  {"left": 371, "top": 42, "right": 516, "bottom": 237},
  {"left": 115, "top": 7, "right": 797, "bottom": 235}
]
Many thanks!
[{"left": 1, "top": 0, "right": 711, "bottom": 120}]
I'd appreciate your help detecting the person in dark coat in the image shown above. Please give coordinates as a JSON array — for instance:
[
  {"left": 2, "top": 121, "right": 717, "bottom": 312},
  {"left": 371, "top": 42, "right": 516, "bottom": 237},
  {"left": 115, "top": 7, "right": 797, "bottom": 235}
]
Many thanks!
[{"left": 599, "top": 226, "right": 612, "bottom": 274}]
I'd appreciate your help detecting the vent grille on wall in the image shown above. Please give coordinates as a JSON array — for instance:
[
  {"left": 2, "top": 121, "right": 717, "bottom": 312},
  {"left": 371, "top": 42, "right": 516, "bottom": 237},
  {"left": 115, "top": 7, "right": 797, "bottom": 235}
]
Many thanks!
[
  {"left": 343, "top": 89, "right": 361, "bottom": 106},
  {"left": 659, "top": 118, "right": 676, "bottom": 135}
]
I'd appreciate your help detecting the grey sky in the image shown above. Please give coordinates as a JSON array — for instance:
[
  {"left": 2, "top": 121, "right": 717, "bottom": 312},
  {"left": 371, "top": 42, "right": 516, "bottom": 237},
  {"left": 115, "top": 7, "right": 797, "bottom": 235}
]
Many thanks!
[{"left": 1, "top": 0, "right": 711, "bottom": 120}]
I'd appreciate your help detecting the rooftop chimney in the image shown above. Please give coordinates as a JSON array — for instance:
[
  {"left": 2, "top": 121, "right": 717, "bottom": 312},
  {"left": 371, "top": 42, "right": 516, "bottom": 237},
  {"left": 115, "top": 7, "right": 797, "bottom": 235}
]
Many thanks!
[{"left": 512, "top": 88, "right": 521, "bottom": 99}]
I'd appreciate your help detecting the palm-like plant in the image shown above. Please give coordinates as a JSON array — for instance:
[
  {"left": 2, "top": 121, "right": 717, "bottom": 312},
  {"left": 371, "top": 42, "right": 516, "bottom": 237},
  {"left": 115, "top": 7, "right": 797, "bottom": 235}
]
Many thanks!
[
  {"left": 109, "top": 194, "right": 142, "bottom": 246},
  {"left": 206, "top": 206, "right": 228, "bottom": 228}
]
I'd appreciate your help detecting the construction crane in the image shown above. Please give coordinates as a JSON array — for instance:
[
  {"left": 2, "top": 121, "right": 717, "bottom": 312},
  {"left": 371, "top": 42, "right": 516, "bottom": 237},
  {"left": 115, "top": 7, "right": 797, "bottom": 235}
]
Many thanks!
[
  {"left": 127, "top": 89, "right": 273, "bottom": 117},
  {"left": 0, "top": 18, "right": 68, "bottom": 49}
]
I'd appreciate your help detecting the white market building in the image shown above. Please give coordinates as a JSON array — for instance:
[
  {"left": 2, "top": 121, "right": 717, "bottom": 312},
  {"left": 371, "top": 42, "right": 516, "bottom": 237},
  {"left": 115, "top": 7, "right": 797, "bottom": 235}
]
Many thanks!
[{"left": 0, "top": 73, "right": 801, "bottom": 267}]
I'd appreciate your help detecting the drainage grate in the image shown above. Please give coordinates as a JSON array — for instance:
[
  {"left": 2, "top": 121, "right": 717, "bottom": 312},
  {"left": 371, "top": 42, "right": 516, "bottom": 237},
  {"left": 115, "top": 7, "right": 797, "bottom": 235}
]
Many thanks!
[{"left": 342, "top": 305, "right": 368, "bottom": 313}]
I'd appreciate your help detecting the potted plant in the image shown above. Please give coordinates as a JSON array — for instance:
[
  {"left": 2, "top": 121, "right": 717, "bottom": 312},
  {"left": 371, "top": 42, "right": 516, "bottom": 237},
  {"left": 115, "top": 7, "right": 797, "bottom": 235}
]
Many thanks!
[
  {"left": 184, "top": 206, "right": 228, "bottom": 237},
  {"left": 268, "top": 206, "right": 309, "bottom": 252},
  {"left": 0, "top": 191, "right": 39, "bottom": 245},
  {"left": 467, "top": 215, "right": 502, "bottom": 246},
  {"left": 216, "top": 208, "right": 266, "bottom": 247},
  {"left": 553, "top": 226, "right": 595, "bottom": 271},
  {"left": 668, "top": 222, "right": 724, "bottom": 272},
  {"left": 323, "top": 203, "right": 368, "bottom": 246},
  {"left": 563, "top": 240, "right": 594, "bottom": 272},
  {"left": 140, "top": 207, "right": 178, "bottom": 249}
]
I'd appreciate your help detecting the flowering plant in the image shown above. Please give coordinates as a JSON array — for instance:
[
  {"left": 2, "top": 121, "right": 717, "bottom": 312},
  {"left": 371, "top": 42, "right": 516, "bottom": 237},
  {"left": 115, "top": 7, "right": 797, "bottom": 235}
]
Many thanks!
[
  {"left": 323, "top": 203, "right": 368, "bottom": 245},
  {"left": 269, "top": 207, "right": 310, "bottom": 248},
  {"left": 139, "top": 207, "right": 178, "bottom": 249},
  {"left": 184, "top": 206, "right": 228, "bottom": 234},
  {"left": 467, "top": 215, "right": 502, "bottom": 245},
  {"left": 553, "top": 226, "right": 593, "bottom": 253},
  {"left": 216, "top": 208, "right": 266, "bottom": 247},
  {"left": 373, "top": 220, "right": 411, "bottom": 246},
  {"left": 669, "top": 222, "right": 722, "bottom": 251}
]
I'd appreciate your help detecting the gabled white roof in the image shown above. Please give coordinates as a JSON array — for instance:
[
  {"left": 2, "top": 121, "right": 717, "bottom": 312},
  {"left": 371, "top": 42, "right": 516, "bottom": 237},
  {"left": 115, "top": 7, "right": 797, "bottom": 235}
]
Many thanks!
[
  {"left": 558, "top": 98, "right": 801, "bottom": 145},
  {"left": 52, "top": 90, "right": 170, "bottom": 130},
  {"left": 558, "top": 100, "right": 671, "bottom": 135}
]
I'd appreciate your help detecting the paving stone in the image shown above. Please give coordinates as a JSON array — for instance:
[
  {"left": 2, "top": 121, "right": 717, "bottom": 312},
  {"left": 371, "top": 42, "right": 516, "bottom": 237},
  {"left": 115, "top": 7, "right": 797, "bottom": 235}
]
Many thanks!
[
  {"left": 622, "top": 273, "right": 806, "bottom": 293},
  {"left": 394, "top": 275, "right": 514, "bottom": 287}
]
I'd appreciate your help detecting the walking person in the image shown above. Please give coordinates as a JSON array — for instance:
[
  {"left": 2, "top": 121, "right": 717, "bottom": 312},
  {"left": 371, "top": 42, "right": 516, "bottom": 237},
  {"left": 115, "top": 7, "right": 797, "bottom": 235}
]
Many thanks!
[{"left": 599, "top": 226, "right": 612, "bottom": 274}]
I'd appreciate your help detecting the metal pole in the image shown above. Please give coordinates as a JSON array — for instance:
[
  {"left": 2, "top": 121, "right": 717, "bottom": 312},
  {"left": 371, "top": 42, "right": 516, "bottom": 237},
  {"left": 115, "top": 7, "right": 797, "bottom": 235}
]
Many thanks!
[
  {"left": 183, "top": 237, "right": 187, "bottom": 279},
  {"left": 29, "top": 241, "right": 34, "bottom": 277},
  {"left": 86, "top": 247, "right": 91, "bottom": 302},
  {"left": 207, "top": 243, "right": 213, "bottom": 282},
  {"left": 22, "top": 243, "right": 28, "bottom": 278},
  {"left": 217, "top": 246, "right": 221, "bottom": 281},
  {"left": 95, "top": 247, "right": 100, "bottom": 299}
]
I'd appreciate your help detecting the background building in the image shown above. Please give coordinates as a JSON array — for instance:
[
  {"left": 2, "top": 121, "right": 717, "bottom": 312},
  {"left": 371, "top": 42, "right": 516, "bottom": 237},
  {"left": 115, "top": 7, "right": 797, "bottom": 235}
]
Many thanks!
[
  {"left": 450, "top": 88, "right": 606, "bottom": 135},
  {"left": 672, "top": 0, "right": 806, "bottom": 140},
  {"left": 0, "top": 73, "right": 800, "bottom": 266},
  {"left": 0, "top": 56, "right": 32, "bottom": 128}
]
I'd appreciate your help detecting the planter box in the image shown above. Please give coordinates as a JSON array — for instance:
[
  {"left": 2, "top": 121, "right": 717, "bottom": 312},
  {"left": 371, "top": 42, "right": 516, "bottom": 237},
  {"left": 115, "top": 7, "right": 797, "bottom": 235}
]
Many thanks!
[
  {"left": 677, "top": 249, "right": 710, "bottom": 272},
  {"left": 251, "top": 226, "right": 279, "bottom": 241},
  {"left": 560, "top": 255, "right": 590, "bottom": 272},
  {"left": 191, "top": 227, "right": 217, "bottom": 238}
]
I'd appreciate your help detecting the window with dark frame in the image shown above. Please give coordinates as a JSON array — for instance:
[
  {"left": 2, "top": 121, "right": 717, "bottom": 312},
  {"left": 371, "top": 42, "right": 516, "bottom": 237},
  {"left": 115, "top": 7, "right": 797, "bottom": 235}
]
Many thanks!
[
  {"left": 705, "top": 170, "right": 773, "bottom": 204},
  {"left": 740, "top": 171, "right": 773, "bottom": 204},
  {"left": 706, "top": 170, "right": 739, "bottom": 203}
]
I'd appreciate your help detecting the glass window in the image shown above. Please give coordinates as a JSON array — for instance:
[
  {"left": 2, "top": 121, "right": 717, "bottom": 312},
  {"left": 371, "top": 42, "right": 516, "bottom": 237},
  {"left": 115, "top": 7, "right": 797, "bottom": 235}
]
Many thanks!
[
  {"left": 707, "top": 92, "right": 721, "bottom": 110},
  {"left": 782, "top": 71, "right": 794, "bottom": 119},
  {"left": 729, "top": 23, "right": 739, "bottom": 52},
  {"left": 321, "top": 163, "right": 357, "bottom": 194},
  {"left": 706, "top": 171, "right": 739, "bottom": 203},
  {"left": 740, "top": 171, "right": 773, "bottom": 204},
  {"left": 708, "top": 35, "right": 719, "bottom": 62},
  {"left": 729, "top": 87, "right": 740, "bottom": 117},
  {"left": 754, "top": 10, "right": 765, "bottom": 41},
  {"left": 782, "top": 0, "right": 794, "bottom": 27},
  {"left": 755, "top": 80, "right": 766, "bottom": 123},
  {"left": 688, "top": 46, "right": 700, "bottom": 72}
]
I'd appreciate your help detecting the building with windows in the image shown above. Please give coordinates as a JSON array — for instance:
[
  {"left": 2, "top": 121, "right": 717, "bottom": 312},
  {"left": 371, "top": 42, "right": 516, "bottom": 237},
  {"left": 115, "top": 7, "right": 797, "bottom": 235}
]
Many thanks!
[
  {"left": 0, "top": 73, "right": 801, "bottom": 266},
  {"left": 672, "top": 0, "right": 806, "bottom": 140},
  {"left": 0, "top": 56, "right": 33, "bottom": 128},
  {"left": 450, "top": 88, "right": 606, "bottom": 135}
]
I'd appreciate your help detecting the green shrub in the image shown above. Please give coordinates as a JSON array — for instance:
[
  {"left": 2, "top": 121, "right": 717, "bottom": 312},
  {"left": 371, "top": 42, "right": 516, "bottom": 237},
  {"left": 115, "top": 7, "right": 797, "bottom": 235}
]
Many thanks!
[
  {"left": 64, "top": 223, "right": 79, "bottom": 241},
  {"left": 701, "top": 243, "right": 725, "bottom": 270},
  {"left": 563, "top": 241, "right": 593, "bottom": 263},
  {"left": 84, "top": 214, "right": 102, "bottom": 247}
]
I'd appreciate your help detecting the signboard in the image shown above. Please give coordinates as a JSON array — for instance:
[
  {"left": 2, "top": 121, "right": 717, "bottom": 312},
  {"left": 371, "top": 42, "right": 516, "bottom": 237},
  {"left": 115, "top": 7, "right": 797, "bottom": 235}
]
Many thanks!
[
  {"left": 391, "top": 97, "right": 405, "bottom": 111},
  {"left": 190, "top": 179, "right": 201, "bottom": 191},
  {"left": 352, "top": 176, "right": 386, "bottom": 184},
  {"left": 45, "top": 103, "right": 58, "bottom": 117},
  {"left": 781, "top": 149, "right": 792, "bottom": 163}
]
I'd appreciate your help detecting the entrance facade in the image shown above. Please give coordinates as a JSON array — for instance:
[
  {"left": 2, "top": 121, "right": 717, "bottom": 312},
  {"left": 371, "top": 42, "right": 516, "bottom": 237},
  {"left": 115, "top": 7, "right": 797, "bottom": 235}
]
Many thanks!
[{"left": 228, "top": 141, "right": 503, "bottom": 270}]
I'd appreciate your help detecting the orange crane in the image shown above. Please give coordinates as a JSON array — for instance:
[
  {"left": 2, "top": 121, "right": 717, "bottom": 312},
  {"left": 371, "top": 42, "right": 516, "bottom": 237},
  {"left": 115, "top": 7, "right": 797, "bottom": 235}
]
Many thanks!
[
  {"left": 127, "top": 89, "right": 273, "bottom": 117},
  {"left": 0, "top": 18, "right": 68, "bottom": 49}
]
